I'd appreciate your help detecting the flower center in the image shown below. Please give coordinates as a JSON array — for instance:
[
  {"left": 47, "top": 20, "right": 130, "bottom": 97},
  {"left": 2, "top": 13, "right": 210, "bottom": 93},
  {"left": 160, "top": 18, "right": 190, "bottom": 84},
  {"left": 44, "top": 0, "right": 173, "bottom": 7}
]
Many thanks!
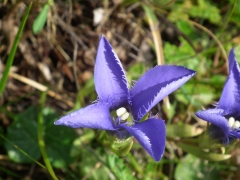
[
  {"left": 228, "top": 117, "right": 240, "bottom": 129},
  {"left": 116, "top": 107, "right": 129, "bottom": 121}
]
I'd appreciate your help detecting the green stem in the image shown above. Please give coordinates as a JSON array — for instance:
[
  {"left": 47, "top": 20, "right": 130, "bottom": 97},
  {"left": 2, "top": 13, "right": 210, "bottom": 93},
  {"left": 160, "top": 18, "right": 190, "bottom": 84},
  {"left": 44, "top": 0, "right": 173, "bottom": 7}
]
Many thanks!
[
  {"left": 0, "top": 2, "right": 32, "bottom": 96},
  {"left": 38, "top": 91, "right": 58, "bottom": 180},
  {"left": 126, "top": 153, "right": 143, "bottom": 176}
]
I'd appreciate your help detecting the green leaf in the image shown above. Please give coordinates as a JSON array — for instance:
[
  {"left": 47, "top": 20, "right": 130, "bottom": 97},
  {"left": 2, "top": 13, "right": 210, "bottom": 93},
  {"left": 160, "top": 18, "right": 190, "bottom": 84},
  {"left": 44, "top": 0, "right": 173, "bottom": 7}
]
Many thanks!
[
  {"left": 166, "top": 124, "right": 203, "bottom": 138},
  {"left": 43, "top": 108, "right": 78, "bottom": 168},
  {"left": 174, "top": 154, "right": 221, "bottom": 180},
  {"left": 164, "top": 37, "right": 214, "bottom": 77},
  {"left": 178, "top": 142, "right": 231, "bottom": 161},
  {"left": 33, "top": 4, "right": 49, "bottom": 34},
  {"left": 4, "top": 106, "right": 77, "bottom": 167},
  {"left": 176, "top": 20, "right": 198, "bottom": 39},
  {"left": 168, "top": 0, "right": 221, "bottom": 24},
  {"left": 188, "top": 0, "right": 221, "bottom": 24},
  {"left": 0, "top": 3, "right": 32, "bottom": 96},
  {"left": 164, "top": 37, "right": 196, "bottom": 68},
  {"left": 4, "top": 107, "right": 41, "bottom": 163}
]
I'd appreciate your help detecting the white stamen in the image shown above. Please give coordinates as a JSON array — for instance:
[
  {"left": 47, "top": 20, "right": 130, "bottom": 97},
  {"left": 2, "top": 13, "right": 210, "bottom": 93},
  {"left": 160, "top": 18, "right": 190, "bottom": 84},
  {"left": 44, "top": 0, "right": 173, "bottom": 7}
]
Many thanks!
[
  {"left": 228, "top": 117, "right": 235, "bottom": 128},
  {"left": 120, "top": 112, "right": 129, "bottom": 121},
  {"left": 116, "top": 107, "right": 127, "bottom": 117},
  {"left": 233, "top": 121, "right": 240, "bottom": 129}
]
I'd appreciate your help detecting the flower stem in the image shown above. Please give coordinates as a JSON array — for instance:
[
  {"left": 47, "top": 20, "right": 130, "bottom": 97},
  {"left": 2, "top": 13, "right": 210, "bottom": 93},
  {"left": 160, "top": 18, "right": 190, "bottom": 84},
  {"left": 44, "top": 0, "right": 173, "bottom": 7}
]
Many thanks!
[
  {"left": 187, "top": 20, "right": 228, "bottom": 73},
  {"left": 38, "top": 91, "right": 58, "bottom": 180}
]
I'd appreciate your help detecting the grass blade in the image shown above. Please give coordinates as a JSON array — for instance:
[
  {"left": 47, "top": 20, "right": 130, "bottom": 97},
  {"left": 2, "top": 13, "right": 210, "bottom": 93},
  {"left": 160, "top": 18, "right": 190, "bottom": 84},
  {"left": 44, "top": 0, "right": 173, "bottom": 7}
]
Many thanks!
[
  {"left": 0, "top": 133, "right": 46, "bottom": 169},
  {"left": 0, "top": 2, "right": 32, "bottom": 96}
]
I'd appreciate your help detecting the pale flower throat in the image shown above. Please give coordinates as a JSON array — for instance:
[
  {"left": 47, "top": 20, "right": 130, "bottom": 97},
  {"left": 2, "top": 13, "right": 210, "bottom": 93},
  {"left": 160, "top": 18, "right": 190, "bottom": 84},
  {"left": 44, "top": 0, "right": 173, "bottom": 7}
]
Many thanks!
[
  {"left": 228, "top": 117, "right": 240, "bottom": 129},
  {"left": 116, "top": 107, "right": 129, "bottom": 121}
]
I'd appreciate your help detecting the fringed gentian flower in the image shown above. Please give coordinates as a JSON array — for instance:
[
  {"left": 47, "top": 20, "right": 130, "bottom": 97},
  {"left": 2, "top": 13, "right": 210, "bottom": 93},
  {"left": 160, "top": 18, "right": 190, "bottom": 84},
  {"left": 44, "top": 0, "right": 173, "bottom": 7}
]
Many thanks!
[
  {"left": 196, "top": 48, "right": 240, "bottom": 144},
  {"left": 54, "top": 36, "right": 196, "bottom": 161}
]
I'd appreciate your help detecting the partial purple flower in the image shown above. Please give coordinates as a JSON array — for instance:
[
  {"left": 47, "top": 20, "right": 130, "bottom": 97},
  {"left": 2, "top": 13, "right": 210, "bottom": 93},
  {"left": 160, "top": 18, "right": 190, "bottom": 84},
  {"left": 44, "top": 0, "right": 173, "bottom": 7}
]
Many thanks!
[
  {"left": 54, "top": 36, "right": 196, "bottom": 161},
  {"left": 196, "top": 48, "right": 240, "bottom": 144}
]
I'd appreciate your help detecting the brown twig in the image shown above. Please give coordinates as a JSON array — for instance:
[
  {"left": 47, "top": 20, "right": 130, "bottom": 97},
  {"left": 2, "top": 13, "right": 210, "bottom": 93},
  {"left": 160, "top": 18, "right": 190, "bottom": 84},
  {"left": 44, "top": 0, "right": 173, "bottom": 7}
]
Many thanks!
[{"left": 9, "top": 72, "right": 74, "bottom": 108}]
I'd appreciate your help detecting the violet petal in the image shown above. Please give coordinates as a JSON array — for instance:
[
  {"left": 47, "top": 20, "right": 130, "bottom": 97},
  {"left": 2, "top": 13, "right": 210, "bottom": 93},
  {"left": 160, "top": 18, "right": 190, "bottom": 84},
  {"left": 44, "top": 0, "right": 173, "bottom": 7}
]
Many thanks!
[
  {"left": 118, "top": 118, "right": 166, "bottom": 161},
  {"left": 218, "top": 48, "right": 240, "bottom": 115},
  {"left": 228, "top": 48, "right": 235, "bottom": 71},
  {"left": 195, "top": 109, "right": 229, "bottom": 141},
  {"left": 131, "top": 66, "right": 195, "bottom": 121},
  {"left": 54, "top": 102, "right": 116, "bottom": 130},
  {"left": 94, "top": 36, "right": 130, "bottom": 108},
  {"left": 229, "top": 130, "right": 240, "bottom": 139}
]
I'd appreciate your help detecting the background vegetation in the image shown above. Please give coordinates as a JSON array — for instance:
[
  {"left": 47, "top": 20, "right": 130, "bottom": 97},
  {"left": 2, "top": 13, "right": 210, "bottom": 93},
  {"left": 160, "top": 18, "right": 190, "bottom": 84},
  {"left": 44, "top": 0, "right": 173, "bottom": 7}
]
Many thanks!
[{"left": 1, "top": 0, "right": 240, "bottom": 179}]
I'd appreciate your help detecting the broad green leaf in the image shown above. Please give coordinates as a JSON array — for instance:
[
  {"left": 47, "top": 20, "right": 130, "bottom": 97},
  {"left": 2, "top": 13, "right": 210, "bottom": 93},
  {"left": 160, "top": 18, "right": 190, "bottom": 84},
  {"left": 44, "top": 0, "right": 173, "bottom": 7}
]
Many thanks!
[
  {"left": 174, "top": 154, "right": 221, "bottom": 180},
  {"left": 166, "top": 124, "right": 203, "bottom": 138},
  {"left": 43, "top": 108, "right": 78, "bottom": 168},
  {"left": 178, "top": 142, "right": 231, "bottom": 161},
  {"left": 0, "top": 3, "right": 32, "bottom": 96},
  {"left": 4, "top": 107, "right": 41, "bottom": 163},
  {"left": 4, "top": 106, "right": 77, "bottom": 168},
  {"left": 33, "top": 4, "right": 49, "bottom": 34}
]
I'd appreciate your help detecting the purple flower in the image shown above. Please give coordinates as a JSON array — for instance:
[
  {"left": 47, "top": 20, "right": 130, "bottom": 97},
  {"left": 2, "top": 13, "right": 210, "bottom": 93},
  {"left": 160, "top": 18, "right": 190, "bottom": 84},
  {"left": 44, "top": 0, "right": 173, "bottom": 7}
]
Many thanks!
[
  {"left": 195, "top": 48, "right": 240, "bottom": 144},
  {"left": 54, "top": 36, "right": 195, "bottom": 161}
]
